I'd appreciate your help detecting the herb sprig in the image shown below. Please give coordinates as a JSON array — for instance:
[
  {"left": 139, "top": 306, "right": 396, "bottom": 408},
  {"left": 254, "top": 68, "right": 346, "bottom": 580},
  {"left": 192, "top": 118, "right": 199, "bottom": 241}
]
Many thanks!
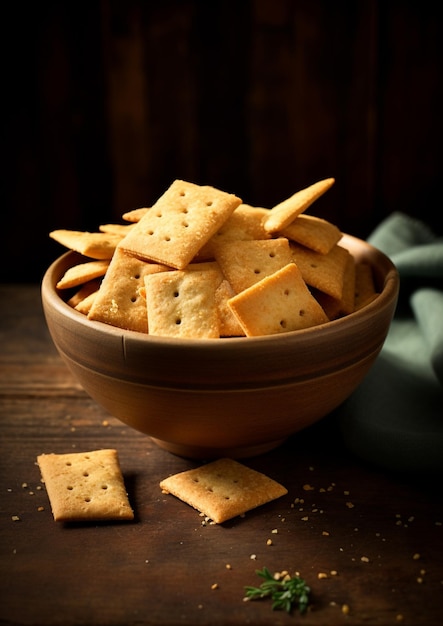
[{"left": 244, "top": 566, "right": 310, "bottom": 614}]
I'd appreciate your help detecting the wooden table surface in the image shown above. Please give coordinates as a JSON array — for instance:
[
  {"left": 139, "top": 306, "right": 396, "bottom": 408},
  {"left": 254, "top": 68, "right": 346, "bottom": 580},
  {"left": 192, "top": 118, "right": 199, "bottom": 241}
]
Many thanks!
[{"left": 1, "top": 284, "right": 442, "bottom": 626}]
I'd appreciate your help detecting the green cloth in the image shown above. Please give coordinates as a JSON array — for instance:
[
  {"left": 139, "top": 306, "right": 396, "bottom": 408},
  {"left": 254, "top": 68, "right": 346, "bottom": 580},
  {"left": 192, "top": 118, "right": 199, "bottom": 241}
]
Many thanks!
[{"left": 339, "top": 212, "right": 443, "bottom": 473}]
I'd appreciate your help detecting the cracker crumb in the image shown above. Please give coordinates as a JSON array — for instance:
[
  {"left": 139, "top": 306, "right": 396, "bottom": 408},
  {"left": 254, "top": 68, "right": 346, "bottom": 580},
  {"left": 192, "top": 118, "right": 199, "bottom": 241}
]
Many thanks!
[
  {"left": 412, "top": 553, "right": 421, "bottom": 560},
  {"left": 361, "top": 556, "right": 370, "bottom": 563},
  {"left": 303, "top": 484, "right": 315, "bottom": 491},
  {"left": 345, "top": 501, "right": 354, "bottom": 509},
  {"left": 271, "top": 528, "right": 278, "bottom": 534},
  {"left": 37, "top": 506, "right": 45, "bottom": 512},
  {"left": 330, "top": 570, "right": 338, "bottom": 576},
  {"left": 211, "top": 583, "right": 219, "bottom": 590},
  {"left": 250, "top": 554, "right": 257, "bottom": 560},
  {"left": 266, "top": 539, "right": 273, "bottom": 546},
  {"left": 322, "top": 531, "right": 330, "bottom": 536},
  {"left": 301, "top": 516, "right": 309, "bottom": 521},
  {"left": 102, "top": 420, "right": 109, "bottom": 426},
  {"left": 225, "top": 563, "right": 232, "bottom": 570},
  {"left": 11, "top": 515, "right": 20, "bottom": 521},
  {"left": 317, "top": 572, "right": 328, "bottom": 579},
  {"left": 21, "top": 482, "right": 28, "bottom": 488},
  {"left": 341, "top": 604, "right": 350, "bottom": 615}
]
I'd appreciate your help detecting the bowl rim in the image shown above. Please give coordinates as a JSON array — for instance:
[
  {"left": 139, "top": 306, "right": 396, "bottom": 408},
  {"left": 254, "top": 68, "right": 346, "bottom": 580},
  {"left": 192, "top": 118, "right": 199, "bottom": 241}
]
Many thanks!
[{"left": 41, "top": 233, "right": 399, "bottom": 348}]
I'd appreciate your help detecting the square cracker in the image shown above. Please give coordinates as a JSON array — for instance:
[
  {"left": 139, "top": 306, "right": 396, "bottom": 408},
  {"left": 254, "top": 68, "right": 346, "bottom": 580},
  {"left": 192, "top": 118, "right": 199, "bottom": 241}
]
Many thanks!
[
  {"left": 228, "top": 263, "right": 329, "bottom": 337},
  {"left": 88, "top": 247, "right": 169, "bottom": 333},
  {"left": 37, "top": 449, "right": 134, "bottom": 522},
  {"left": 49, "top": 230, "right": 122, "bottom": 259},
  {"left": 160, "top": 458, "right": 287, "bottom": 523},
  {"left": 144, "top": 268, "right": 221, "bottom": 338},
  {"left": 281, "top": 214, "right": 342, "bottom": 255},
  {"left": 119, "top": 179, "right": 242, "bottom": 269},
  {"left": 290, "top": 242, "right": 351, "bottom": 301},
  {"left": 56, "top": 260, "right": 110, "bottom": 290},
  {"left": 214, "top": 238, "right": 293, "bottom": 294},
  {"left": 264, "top": 178, "right": 335, "bottom": 234}
]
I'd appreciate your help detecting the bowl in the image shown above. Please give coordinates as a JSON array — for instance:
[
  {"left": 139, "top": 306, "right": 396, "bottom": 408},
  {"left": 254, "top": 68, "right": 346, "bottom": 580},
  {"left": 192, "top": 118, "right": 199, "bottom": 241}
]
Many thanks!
[{"left": 41, "top": 234, "right": 399, "bottom": 459}]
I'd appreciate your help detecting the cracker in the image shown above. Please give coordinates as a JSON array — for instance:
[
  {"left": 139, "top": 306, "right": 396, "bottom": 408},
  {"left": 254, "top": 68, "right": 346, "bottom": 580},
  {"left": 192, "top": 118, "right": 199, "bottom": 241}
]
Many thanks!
[
  {"left": 66, "top": 278, "right": 101, "bottom": 309},
  {"left": 49, "top": 230, "right": 122, "bottom": 259},
  {"left": 312, "top": 253, "right": 356, "bottom": 318},
  {"left": 215, "top": 279, "right": 246, "bottom": 337},
  {"left": 119, "top": 180, "right": 241, "bottom": 269},
  {"left": 228, "top": 263, "right": 329, "bottom": 336},
  {"left": 290, "top": 242, "right": 351, "bottom": 301},
  {"left": 56, "top": 260, "right": 110, "bottom": 289},
  {"left": 144, "top": 268, "right": 221, "bottom": 338},
  {"left": 88, "top": 247, "right": 169, "bottom": 333},
  {"left": 354, "top": 262, "right": 378, "bottom": 309},
  {"left": 264, "top": 178, "right": 335, "bottom": 234},
  {"left": 196, "top": 204, "right": 270, "bottom": 260},
  {"left": 37, "top": 449, "right": 134, "bottom": 522},
  {"left": 74, "top": 289, "right": 99, "bottom": 315},
  {"left": 121, "top": 207, "right": 149, "bottom": 222},
  {"left": 160, "top": 458, "right": 287, "bottom": 523},
  {"left": 214, "top": 238, "right": 293, "bottom": 294},
  {"left": 99, "top": 223, "right": 136, "bottom": 236},
  {"left": 281, "top": 214, "right": 342, "bottom": 254}
]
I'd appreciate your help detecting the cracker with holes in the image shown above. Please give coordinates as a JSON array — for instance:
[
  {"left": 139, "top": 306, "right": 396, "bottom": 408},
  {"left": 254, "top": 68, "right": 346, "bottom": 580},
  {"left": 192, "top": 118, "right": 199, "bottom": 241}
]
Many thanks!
[
  {"left": 49, "top": 230, "right": 123, "bottom": 259},
  {"left": 290, "top": 242, "right": 351, "bottom": 301},
  {"left": 119, "top": 179, "right": 242, "bottom": 269},
  {"left": 281, "top": 214, "right": 342, "bottom": 255},
  {"left": 56, "top": 260, "right": 110, "bottom": 290},
  {"left": 264, "top": 178, "right": 335, "bottom": 234},
  {"left": 160, "top": 458, "right": 287, "bottom": 524},
  {"left": 37, "top": 449, "right": 134, "bottom": 522},
  {"left": 144, "top": 268, "right": 221, "bottom": 338},
  {"left": 196, "top": 204, "right": 270, "bottom": 260},
  {"left": 228, "top": 263, "right": 329, "bottom": 336},
  {"left": 88, "top": 247, "right": 169, "bottom": 333},
  {"left": 214, "top": 238, "right": 293, "bottom": 294}
]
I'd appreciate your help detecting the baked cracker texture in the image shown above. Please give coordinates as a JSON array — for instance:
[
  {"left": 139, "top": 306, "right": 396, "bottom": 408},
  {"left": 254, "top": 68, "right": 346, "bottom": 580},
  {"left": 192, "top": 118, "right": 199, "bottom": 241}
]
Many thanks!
[
  {"left": 160, "top": 458, "right": 288, "bottom": 523},
  {"left": 37, "top": 449, "right": 134, "bottom": 522}
]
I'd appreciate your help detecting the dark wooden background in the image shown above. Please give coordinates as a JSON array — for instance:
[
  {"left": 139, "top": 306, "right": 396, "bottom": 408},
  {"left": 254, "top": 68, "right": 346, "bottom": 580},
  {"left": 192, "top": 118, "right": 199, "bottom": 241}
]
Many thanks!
[{"left": 3, "top": 0, "right": 442, "bottom": 283}]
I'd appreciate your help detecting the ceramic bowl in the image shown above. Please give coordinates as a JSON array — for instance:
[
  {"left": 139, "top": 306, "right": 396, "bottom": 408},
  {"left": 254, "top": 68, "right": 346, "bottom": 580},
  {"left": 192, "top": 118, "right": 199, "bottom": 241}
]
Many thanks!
[{"left": 41, "top": 234, "right": 399, "bottom": 459}]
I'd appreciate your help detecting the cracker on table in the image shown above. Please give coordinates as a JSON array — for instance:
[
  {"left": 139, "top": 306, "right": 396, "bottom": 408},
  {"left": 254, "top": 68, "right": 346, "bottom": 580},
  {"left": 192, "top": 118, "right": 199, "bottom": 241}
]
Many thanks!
[
  {"left": 49, "top": 230, "right": 122, "bottom": 260},
  {"left": 144, "top": 268, "right": 221, "bottom": 338},
  {"left": 160, "top": 458, "right": 288, "bottom": 524},
  {"left": 37, "top": 449, "right": 134, "bottom": 522},
  {"left": 214, "top": 238, "right": 293, "bottom": 294},
  {"left": 119, "top": 179, "right": 242, "bottom": 269},
  {"left": 56, "top": 260, "right": 110, "bottom": 290},
  {"left": 88, "top": 247, "right": 169, "bottom": 333},
  {"left": 264, "top": 178, "right": 335, "bottom": 234},
  {"left": 228, "top": 262, "right": 329, "bottom": 336},
  {"left": 281, "top": 214, "right": 342, "bottom": 255},
  {"left": 290, "top": 242, "right": 351, "bottom": 301}
]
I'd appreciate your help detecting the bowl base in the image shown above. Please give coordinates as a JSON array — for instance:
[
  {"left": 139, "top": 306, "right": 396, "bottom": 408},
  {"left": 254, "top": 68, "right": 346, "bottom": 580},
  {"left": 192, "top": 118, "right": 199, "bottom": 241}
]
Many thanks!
[{"left": 151, "top": 437, "right": 287, "bottom": 460}]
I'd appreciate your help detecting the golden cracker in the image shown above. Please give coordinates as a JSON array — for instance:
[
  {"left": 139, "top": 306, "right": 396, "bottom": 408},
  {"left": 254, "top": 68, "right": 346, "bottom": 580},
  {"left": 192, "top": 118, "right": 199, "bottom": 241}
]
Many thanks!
[
  {"left": 49, "top": 230, "right": 122, "bottom": 259},
  {"left": 354, "top": 262, "right": 378, "bottom": 309},
  {"left": 88, "top": 247, "right": 169, "bottom": 333},
  {"left": 214, "top": 237, "right": 293, "bottom": 294},
  {"left": 160, "top": 458, "right": 287, "bottom": 524},
  {"left": 119, "top": 180, "right": 242, "bottom": 269},
  {"left": 281, "top": 214, "right": 342, "bottom": 254},
  {"left": 37, "top": 449, "right": 134, "bottom": 522},
  {"left": 290, "top": 242, "right": 351, "bottom": 301},
  {"left": 121, "top": 207, "right": 149, "bottom": 222},
  {"left": 144, "top": 268, "right": 221, "bottom": 338},
  {"left": 264, "top": 178, "right": 335, "bottom": 234},
  {"left": 228, "top": 263, "right": 329, "bottom": 336},
  {"left": 56, "top": 260, "right": 110, "bottom": 290}
]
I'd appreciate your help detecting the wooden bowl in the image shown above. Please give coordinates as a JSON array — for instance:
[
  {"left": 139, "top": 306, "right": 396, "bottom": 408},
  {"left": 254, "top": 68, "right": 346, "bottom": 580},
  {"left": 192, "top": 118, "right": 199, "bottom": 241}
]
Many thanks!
[{"left": 41, "top": 234, "right": 399, "bottom": 459}]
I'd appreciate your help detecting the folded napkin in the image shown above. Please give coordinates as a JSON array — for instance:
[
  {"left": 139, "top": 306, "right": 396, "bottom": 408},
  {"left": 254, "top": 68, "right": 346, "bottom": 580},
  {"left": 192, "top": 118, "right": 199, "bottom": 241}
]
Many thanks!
[{"left": 339, "top": 212, "right": 443, "bottom": 473}]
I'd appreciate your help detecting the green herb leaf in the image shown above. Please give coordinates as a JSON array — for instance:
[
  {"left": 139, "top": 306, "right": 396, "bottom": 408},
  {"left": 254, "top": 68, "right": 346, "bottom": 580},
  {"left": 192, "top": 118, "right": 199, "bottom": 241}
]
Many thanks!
[{"left": 244, "top": 567, "right": 310, "bottom": 614}]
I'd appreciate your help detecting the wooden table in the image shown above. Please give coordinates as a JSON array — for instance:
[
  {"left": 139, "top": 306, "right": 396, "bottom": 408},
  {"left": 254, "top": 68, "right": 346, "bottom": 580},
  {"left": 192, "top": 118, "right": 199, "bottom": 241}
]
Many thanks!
[{"left": 1, "top": 284, "right": 442, "bottom": 626}]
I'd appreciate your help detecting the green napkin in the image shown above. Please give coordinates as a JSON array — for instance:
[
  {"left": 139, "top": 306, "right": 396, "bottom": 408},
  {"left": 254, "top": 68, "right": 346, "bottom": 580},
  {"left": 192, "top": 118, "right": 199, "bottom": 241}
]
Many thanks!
[{"left": 339, "top": 212, "right": 443, "bottom": 473}]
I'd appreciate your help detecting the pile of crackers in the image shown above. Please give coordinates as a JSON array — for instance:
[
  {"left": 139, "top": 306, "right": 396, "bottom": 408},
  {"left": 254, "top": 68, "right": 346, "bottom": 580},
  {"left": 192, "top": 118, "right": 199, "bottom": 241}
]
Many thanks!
[{"left": 50, "top": 178, "right": 378, "bottom": 339}]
